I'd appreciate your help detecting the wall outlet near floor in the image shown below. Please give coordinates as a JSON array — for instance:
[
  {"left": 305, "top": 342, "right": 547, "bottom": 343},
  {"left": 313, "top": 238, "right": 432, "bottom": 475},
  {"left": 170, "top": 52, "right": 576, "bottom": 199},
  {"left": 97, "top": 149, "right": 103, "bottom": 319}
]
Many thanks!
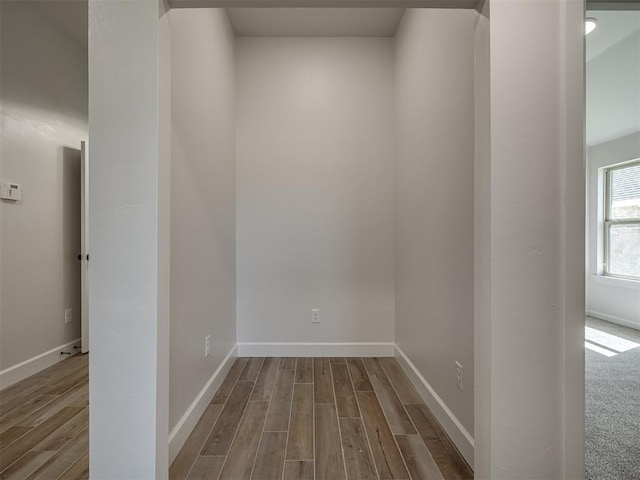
[
  {"left": 455, "top": 361, "right": 463, "bottom": 391},
  {"left": 311, "top": 308, "right": 320, "bottom": 324},
  {"left": 205, "top": 335, "right": 211, "bottom": 357},
  {"left": 64, "top": 309, "right": 73, "bottom": 325}
]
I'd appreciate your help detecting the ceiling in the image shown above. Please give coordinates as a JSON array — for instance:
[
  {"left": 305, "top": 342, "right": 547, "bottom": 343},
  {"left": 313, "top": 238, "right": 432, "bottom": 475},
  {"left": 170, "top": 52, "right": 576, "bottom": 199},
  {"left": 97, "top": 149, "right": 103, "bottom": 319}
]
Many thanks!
[
  {"left": 586, "top": 10, "right": 640, "bottom": 61},
  {"left": 586, "top": 10, "right": 640, "bottom": 146},
  {"left": 227, "top": 8, "right": 405, "bottom": 36}
]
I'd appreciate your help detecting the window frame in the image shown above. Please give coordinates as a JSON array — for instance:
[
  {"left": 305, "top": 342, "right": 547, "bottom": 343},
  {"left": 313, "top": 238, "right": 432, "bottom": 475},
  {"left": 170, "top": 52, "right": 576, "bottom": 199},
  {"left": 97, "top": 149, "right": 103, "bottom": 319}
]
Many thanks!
[{"left": 603, "top": 159, "right": 640, "bottom": 280}]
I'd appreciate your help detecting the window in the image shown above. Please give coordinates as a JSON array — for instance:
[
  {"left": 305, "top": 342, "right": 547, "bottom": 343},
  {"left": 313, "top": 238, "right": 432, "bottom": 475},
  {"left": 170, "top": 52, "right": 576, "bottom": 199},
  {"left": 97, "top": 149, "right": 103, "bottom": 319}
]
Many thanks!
[{"left": 604, "top": 160, "right": 640, "bottom": 279}]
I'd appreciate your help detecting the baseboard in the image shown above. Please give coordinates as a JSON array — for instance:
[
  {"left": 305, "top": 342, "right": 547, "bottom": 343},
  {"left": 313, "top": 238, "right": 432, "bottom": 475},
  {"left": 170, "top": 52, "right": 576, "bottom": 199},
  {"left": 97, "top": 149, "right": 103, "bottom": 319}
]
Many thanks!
[
  {"left": 394, "top": 345, "right": 474, "bottom": 468},
  {"left": 0, "top": 338, "right": 82, "bottom": 391},
  {"left": 168, "top": 345, "right": 237, "bottom": 464},
  {"left": 587, "top": 310, "right": 640, "bottom": 331},
  {"left": 236, "top": 342, "right": 395, "bottom": 357}
]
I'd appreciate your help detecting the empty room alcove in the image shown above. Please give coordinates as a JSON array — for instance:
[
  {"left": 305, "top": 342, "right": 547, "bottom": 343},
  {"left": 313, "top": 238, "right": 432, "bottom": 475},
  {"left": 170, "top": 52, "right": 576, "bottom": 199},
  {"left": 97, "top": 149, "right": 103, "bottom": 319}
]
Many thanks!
[{"left": 168, "top": 6, "right": 475, "bottom": 478}]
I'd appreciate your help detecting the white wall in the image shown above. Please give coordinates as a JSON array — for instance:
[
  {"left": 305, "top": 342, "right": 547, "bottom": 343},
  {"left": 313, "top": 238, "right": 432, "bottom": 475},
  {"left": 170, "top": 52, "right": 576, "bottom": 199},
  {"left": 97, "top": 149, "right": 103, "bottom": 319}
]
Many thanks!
[
  {"left": 0, "top": 0, "right": 87, "bottom": 378},
  {"left": 473, "top": 0, "right": 586, "bottom": 477},
  {"left": 169, "top": 8, "right": 237, "bottom": 430},
  {"left": 89, "top": 0, "right": 170, "bottom": 476},
  {"left": 587, "top": 132, "right": 640, "bottom": 329},
  {"left": 394, "top": 7, "right": 476, "bottom": 455},
  {"left": 586, "top": 30, "right": 640, "bottom": 147},
  {"left": 473, "top": 0, "right": 491, "bottom": 474},
  {"left": 236, "top": 37, "right": 395, "bottom": 347}
]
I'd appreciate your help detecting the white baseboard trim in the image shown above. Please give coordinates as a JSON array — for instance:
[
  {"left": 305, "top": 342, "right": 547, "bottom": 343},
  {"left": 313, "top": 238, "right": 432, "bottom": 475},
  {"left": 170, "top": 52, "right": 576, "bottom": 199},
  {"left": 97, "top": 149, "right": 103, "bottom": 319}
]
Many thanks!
[
  {"left": 236, "top": 342, "right": 395, "bottom": 357},
  {"left": 587, "top": 310, "right": 640, "bottom": 331},
  {"left": 168, "top": 345, "right": 237, "bottom": 464},
  {"left": 394, "top": 345, "right": 474, "bottom": 468},
  {"left": 0, "top": 338, "right": 82, "bottom": 390}
]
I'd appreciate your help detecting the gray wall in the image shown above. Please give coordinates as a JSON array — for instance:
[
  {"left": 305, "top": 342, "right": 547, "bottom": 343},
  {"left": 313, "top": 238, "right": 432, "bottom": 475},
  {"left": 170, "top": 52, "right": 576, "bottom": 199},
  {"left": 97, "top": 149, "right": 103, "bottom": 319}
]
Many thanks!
[
  {"left": 0, "top": 0, "right": 87, "bottom": 372},
  {"left": 169, "top": 9, "right": 237, "bottom": 431},
  {"left": 236, "top": 37, "right": 395, "bottom": 345},
  {"left": 394, "top": 8, "right": 476, "bottom": 437}
]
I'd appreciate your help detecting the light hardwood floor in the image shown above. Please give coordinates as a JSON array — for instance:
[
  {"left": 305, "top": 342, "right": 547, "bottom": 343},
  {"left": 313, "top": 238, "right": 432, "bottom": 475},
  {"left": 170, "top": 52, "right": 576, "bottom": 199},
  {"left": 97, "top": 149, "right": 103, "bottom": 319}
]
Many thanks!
[
  {"left": 171, "top": 357, "right": 473, "bottom": 480},
  {"left": 0, "top": 354, "right": 89, "bottom": 479},
  {"left": 1, "top": 355, "right": 472, "bottom": 480}
]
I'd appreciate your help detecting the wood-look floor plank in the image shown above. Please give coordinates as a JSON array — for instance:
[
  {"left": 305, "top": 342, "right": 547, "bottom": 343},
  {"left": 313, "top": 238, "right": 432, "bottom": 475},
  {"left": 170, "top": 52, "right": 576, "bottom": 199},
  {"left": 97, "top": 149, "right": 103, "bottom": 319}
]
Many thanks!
[
  {"left": 395, "top": 435, "right": 444, "bottom": 480},
  {"left": 16, "top": 380, "right": 87, "bottom": 428},
  {"left": 279, "top": 358, "right": 296, "bottom": 371},
  {"left": 368, "top": 371, "right": 416, "bottom": 435},
  {"left": 264, "top": 370, "right": 294, "bottom": 431},
  {"left": 330, "top": 357, "right": 346, "bottom": 364},
  {"left": 186, "top": 456, "right": 225, "bottom": 480},
  {"left": 0, "top": 407, "right": 83, "bottom": 472},
  {"left": 283, "top": 461, "right": 314, "bottom": 480},
  {"left": 405, "top": 404, "right": 473, "bottom": 480},
  {"left": 250, "top": 357, "right": 280, "bottom": 402},
  {"left": 0, "top": 451, "right": 55, "bottom": 480},
  {"left": 313, "top": 358, "right": 334, "bottom": 404},
  {"left": 211, "top": 358, "right": 248, "bottom": 405},
  {"left": 32, "top": 407, "right": 88, "bottom": 452},
  {"left": 251, "top": 431, "right": 287, "bottom": 480},
  {"left": 24, "top": 427, "right": 88, "bottom": 480},
  {"left": 294, "top": 358, "right": 312, "bottom": 384},
  {"left": 346, "top": 358, "right": 373, "bottom": 392},
  {"left": 286, "top": 384, "right": 313, "bottom": 461},
  {"left": 362, "top": 358, "right": 384, "bottom": 372},
  {"left": 201, "top": 382, "right": 254, "bottom": 456},
  {"left": 0, "top": 395, "right": 58, "bottom": 435},
  {"left": 0, "top": 377, "right": 44, "bottom": 406},
  {"left": 314, "top": 404, "right": 346, "bottom": 480},
  {"left": 239, "top": 358, "right": 265, "bottom": 383},
  {"left": 68, "top": 392, "right": 89, "bottom": 409},
  {"left": 169, "top": 404, "right": 223, "bottom": 480},
  {"left": 0, "top": 425, "right": 31, "bottom": 450},
  {"left": 339, "top": 418, "right": 377, "bottom": 480},
  {"left": 332, "top": 364, "right": 359, "bottom": 417},
  {"left": 58, "top": 451, "right": 89, "bottom": 480},
  {"left": 0, "top": 384, "right": 50, "bottom": 419},
  {"left": 42, "top": 369, "right": 87, "bottom": 396},
  {"left": 218, "top": 401, "right": 269, "bottom": 480},
  {"left": 357, "top": 392, "right": 410, "bottom": 480},
  {"left": 28, "top": 355, "right": 86, "bottom": 386},
  {"left": 378, "top": 358, "right": 423, "bottom": 405}
]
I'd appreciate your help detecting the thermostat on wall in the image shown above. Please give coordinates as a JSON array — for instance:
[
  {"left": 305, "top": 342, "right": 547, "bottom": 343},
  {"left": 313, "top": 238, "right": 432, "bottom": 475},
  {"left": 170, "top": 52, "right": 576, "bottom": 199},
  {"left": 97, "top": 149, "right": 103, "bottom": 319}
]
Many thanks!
[{"left": 1, "top": 182, "right": 22, "bottom": 201}]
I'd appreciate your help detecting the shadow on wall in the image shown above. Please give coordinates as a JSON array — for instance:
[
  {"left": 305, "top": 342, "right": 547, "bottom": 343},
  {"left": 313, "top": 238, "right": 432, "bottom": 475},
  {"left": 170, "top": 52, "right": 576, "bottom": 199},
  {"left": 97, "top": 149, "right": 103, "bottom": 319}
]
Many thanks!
[{"left": 61, "top": 146, "right": 82, "bottom": 336}]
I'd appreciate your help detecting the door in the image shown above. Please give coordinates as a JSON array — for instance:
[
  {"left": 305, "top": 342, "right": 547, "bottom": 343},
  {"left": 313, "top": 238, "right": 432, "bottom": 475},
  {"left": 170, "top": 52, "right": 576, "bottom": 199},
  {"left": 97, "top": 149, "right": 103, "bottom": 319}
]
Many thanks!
[{"left": 81, "top": 141, "right": 89, "bottom": 353}]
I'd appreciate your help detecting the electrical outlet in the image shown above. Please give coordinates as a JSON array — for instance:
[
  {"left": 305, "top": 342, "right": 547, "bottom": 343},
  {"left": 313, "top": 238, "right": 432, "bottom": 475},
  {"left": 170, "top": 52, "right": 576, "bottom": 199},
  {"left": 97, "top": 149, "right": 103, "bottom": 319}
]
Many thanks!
[
  {"left": 311, "top": 309, "right": 320, "bottom": 324},
  {"left": 205, "top": 335, "right": 211, "bottom": 357},
  {"left": 455, "top": 361, "right": 463, "bottom": 391},
  {"left": 64, "top": 309, "right": 73, "bottom": 325}
]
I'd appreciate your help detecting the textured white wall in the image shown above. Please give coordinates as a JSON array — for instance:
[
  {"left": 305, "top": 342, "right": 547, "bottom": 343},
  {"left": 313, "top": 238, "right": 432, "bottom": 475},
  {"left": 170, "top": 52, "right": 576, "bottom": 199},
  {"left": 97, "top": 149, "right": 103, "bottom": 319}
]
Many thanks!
[
  {"left": 88, "top": 0, "right": 170, "bottom": 476},
  {"left": 169, "top": 8, "right": 237, "bottom": 430},
  {"left": 394, "top": 7, "right": 476, "bottom": 445},
  {"left": 236, "top": 37, "right": 395, "bottom": 345},
  {"left": 474, "top": 0, "right": 585, "bottom": 477},
  {"left": 587, "top": 132, "right": 640, "bottom": 329},
  {"left": 0, "top": 0, "right": 87, "bottom": 373}
]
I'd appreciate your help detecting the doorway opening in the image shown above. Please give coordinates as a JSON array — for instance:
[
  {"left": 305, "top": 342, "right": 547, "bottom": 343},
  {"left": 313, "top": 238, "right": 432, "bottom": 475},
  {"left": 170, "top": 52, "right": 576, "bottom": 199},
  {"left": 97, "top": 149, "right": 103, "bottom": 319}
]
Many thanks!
[{"left": 584, "top": 7, "right": 640, "bottom": 479}]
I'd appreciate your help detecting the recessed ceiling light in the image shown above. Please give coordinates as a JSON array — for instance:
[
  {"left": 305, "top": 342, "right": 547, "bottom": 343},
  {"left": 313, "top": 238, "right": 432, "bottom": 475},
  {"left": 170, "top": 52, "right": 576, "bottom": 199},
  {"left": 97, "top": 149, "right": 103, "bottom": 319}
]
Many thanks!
[{"left": 586, "top": 17, "right": 597, "bottom": 35}]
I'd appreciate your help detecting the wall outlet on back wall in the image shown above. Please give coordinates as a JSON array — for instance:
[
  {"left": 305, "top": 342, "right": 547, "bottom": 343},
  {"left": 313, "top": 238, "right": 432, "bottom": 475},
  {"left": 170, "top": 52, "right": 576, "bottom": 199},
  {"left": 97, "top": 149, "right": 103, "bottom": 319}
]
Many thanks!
[
  {"left": 64, "top": 309, "right": 73, "bottom": 325},
  {"left": 311, "top": 309, "right": 320, "bottom": 324}
]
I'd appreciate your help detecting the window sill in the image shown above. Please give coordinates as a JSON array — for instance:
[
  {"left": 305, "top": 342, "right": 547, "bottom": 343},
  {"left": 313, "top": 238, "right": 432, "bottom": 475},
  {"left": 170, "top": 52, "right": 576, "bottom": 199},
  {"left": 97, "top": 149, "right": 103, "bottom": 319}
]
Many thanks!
[{"left": 592, "top": 274, "right": 640, "bottom": 290}]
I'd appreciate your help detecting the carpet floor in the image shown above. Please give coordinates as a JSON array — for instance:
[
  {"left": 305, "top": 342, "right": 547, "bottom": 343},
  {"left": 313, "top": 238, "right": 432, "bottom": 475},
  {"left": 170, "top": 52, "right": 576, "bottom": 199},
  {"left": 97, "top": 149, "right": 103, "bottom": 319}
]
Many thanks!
[{"left": 585, "top": 316, "right": 640, "bottom": 480}]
